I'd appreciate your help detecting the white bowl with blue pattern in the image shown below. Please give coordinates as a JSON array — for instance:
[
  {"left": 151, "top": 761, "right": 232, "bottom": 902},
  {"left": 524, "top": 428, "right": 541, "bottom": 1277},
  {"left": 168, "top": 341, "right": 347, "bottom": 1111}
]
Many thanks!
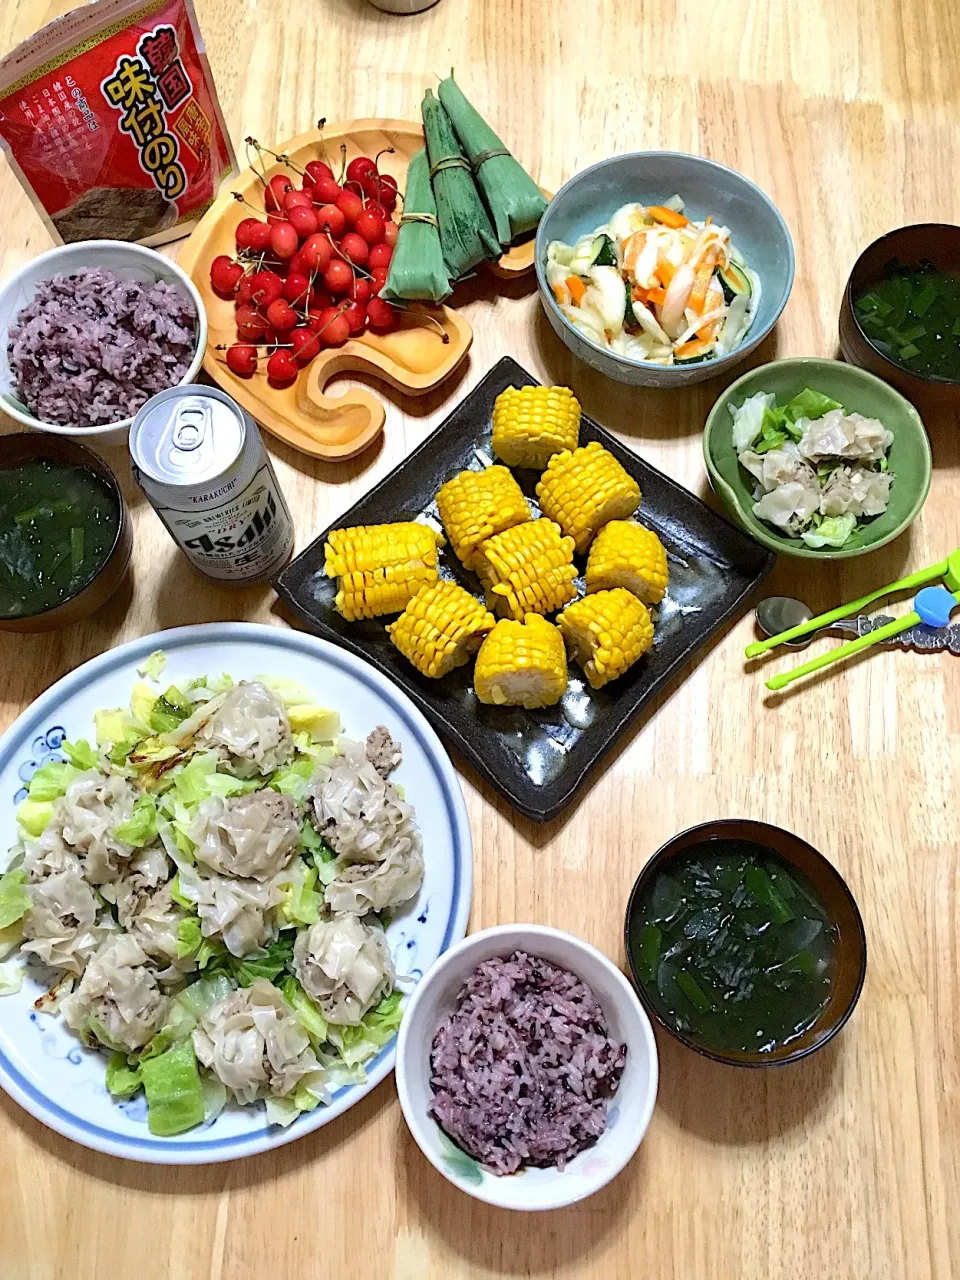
[
  {"left": 0, "top": 623, "right": 472, "bottom": 1163},
  {"left": 395, "top": 923, "right": 658, "bottom": 1210}
]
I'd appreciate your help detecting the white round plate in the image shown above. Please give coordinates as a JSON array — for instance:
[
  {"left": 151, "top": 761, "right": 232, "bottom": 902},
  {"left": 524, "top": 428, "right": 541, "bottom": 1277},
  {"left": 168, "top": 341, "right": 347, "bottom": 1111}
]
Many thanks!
[{"left": 0, "top": 623, "right": 472, "bottom": 1163}]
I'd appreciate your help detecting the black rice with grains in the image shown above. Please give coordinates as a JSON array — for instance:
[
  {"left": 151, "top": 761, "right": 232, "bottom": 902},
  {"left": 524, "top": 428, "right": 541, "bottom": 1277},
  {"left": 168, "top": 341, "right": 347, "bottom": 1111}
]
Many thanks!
[
  {"left": 428, "top": 950, "right": 627, "bottom": 1175},
  {"left": 8, "top": 267, "right": 197, "bottom": 427}
]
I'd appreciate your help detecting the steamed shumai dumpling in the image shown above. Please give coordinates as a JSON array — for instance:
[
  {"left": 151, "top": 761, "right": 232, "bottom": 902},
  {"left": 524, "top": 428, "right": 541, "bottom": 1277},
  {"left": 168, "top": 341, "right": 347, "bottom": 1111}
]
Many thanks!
[
  {"left": 174, "top": 862, "right": 286, "bottom": 958},
  {"left": 310, "top": 737, "right": 422, "bottom": 865},
  {"left": 61, "top": 934, "right": 168, "bottom": 1054},
  {"left": 198, "top": 681, "right": 294, "bottom": 778},
  {"left": 20, "top": 863, "right": 108, "bottom": 975},
  {"left": 192, "top": 978, "right": 322, "bottom": 1104},
  {"left": 324, "top": 843, "right": 425, "bottom": 917},
  {"left": 293, "top": 914, "right": 396, "bottom": 1026},
  {"left": 27, "top": 770, "right": 139, "bottom": 885},
  {"left": 189, "top": 791, "right": 300, "bottom": 881}
]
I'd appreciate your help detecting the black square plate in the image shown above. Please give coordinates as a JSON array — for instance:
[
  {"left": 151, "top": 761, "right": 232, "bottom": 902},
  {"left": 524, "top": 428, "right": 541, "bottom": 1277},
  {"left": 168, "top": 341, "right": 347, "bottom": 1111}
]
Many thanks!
[{"left": 276, "top": 358, "right": 775, "bottom": 822}]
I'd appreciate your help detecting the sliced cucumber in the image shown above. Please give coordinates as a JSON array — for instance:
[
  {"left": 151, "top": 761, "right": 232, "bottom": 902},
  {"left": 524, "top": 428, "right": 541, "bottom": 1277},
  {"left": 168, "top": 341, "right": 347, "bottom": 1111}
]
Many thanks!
[
  {"left": 623, "top": 278, "right": 638, "bottom": 328},
  {"left": 592, "top": 234, "right": 618, "bottom": 268},
  {"left": 675, "top": 350, "right": 715, "bottom": 365},
  {"left": 718, "top": 263, "right": 752, "bottom": 304}
]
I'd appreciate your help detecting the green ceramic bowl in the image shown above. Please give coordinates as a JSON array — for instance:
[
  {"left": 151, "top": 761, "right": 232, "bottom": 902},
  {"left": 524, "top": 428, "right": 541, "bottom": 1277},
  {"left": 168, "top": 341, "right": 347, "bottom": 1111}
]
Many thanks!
[{"left": 703, "top": 358, "right": 932, "bottom": 559}]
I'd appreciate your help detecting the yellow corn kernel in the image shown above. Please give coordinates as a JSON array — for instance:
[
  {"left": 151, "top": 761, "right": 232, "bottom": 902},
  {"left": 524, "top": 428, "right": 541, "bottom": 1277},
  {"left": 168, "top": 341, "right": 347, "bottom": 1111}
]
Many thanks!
[
  {"left": 536, "top": 441, "right": 642, "bottom": 553},
  {"left": 386, "top": 580, "right": 496, "bottom": 679},
  {"left": 474, "top": 614, "right": 567, "bottom": 708},
  {"left": 473, "top": 518, "right": 578, "bottom": 620},
  {"left": 558, "top": 588, "right": 654, "bottom": 688},
  {"left": 585, "top": 520, "right": 669, "bottom": 604},
  {"left": 435, "top": 466, "right": 531, "bottom": 570},
  {"left": 325, "top": 522, "right": 444, "bottom": 621},
  {"left": 491, "top": 384, "right": 581, "bottom": 470}
]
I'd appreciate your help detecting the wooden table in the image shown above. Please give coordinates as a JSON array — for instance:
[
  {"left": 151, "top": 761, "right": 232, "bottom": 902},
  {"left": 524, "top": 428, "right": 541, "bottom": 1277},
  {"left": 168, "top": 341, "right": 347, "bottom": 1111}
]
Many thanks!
[{"left": 2, "top": 1, "right": 959, "bottom": 1277}]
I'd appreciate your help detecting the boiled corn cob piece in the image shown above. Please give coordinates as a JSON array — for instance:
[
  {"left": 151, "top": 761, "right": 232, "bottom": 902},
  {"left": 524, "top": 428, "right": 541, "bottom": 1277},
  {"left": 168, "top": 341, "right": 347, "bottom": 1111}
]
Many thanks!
[
  {"left": 558, "top": 588, "right": 654, "bottom": 689},
  {"left": 325, "top": 522, "right": 444, "bottom": 621},
  {"left": 536, "top": 441, "right": 642, "bottom": 553},
  {"left": 386, "top": 580, "right": 496, "bottom": 678},
  {"left": 435, "top": 466, "right": 531, "bottom": 570},
  {"left": 492, "top": 384, "right": 581, "bottom": 470},
  {"left": 474, "top": 614, "right": 567, "bottom": 708},
  {"left": 585, "top": 520, "right": 669, "bottom": 604},
  {"left": 474, "top": 518, "right": 578, "bottom": 620}
]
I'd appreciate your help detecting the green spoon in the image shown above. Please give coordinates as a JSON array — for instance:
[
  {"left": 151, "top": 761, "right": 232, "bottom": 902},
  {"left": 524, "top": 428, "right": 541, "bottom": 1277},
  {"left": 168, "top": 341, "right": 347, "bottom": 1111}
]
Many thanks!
[{"left": 746, "top": 550, "right": 960, "bottom": 692}]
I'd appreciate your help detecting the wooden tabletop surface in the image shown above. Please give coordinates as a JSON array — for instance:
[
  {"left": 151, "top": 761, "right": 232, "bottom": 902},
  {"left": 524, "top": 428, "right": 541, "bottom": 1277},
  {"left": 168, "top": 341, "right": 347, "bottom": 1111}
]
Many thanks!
[{"left": 2, "top": 1, "right": 959, "bottom": 1277}]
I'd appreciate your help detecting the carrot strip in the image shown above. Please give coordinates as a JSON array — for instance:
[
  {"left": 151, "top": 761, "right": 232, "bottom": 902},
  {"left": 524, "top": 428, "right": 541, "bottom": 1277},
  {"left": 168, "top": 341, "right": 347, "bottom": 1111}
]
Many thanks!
[
  {"left": 648, "top": 205, "right": 688, "bottom": 229},
  {"left": 631, "top": 285, "right": 650, "bottom": 303},
  {"left": 552, "top": 283, "right": 565, "bottom": 305},
  {"left": 696, "top": 320, "right": 720, "bottom": 341},
  {"left": 654, "top": 260, "right": 675, "bottom": 289},
  {"left": 622, "top": 231, "right": 647, "bottom": 276},
  {"left": 675, "top": 338, "right": 712, "bottom": 358},
  {"left": 688, "top": 262, "right": 715, "bottom": 315},
  {"left": 566, "top": 275, "right": 586, "bottom": 305},
  {"left": 646, "top": 286, "right": 667, "bottom": 306}
]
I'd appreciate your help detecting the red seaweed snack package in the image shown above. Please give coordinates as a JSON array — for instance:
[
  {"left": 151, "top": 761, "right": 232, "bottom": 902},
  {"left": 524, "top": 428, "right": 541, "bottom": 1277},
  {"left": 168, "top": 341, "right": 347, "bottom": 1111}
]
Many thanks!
[{"left": 0, "top": 0, "right": 237, "bottom": 245}]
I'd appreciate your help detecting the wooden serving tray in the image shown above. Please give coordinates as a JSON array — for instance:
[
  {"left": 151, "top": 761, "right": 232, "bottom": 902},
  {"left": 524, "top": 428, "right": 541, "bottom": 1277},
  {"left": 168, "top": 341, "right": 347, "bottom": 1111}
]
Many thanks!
[{"left": 178, "top": 118, "right": 536, "bottom": 461}]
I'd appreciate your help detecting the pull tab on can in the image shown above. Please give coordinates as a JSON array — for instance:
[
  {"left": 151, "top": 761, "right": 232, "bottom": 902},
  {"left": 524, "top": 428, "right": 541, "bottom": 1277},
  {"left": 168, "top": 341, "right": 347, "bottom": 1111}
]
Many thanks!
[
  {"left": 130, "top": 385, "right": 294, "bottom": 585},
  {"left": 171, "top": 401, "right": 210, "bottom": 451}
]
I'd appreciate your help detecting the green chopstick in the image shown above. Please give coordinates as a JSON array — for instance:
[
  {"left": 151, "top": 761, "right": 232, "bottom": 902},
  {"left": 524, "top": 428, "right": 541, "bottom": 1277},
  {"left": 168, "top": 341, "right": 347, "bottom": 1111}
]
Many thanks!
[{"left": 744, "top": 558, "right": 951, "bottom": 659}]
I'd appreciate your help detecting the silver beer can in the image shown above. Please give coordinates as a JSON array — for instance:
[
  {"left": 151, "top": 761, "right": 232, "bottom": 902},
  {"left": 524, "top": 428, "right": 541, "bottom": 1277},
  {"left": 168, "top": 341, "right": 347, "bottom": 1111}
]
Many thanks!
[{"left": 130, "top": 386, "right": 294, "bottom": 584}]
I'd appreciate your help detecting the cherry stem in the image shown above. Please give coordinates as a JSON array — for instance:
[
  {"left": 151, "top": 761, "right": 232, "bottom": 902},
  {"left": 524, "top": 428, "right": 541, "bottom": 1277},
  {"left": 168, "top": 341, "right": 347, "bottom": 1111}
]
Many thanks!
[
  {"left": 231, "top": 191, "right": 266, "bottom": 216},
  {"left": 216, "top": 342, "right": 294, "bottom": 351},
  {"left": 316, "top": 118, "right": 332, "bottom": 167},
  {"left": 325, "top": 231, "right": 373, "bottom": 279},
  {"left": 337, "top": 143, "right": 348, "bottom": 185},
  {"left": 242, "top": 137, "right": 269, "bottom": 189}
]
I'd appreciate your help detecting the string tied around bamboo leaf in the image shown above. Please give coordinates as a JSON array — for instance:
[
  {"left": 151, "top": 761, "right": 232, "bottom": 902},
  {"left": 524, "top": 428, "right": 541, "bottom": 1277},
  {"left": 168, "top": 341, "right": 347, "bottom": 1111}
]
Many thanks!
[
  {"left": 400, "top": 211, "right": 440, "bottom": 229},
  {"left": 470, "top": 147, "right": 510, "bottom": 173},
  {"left": 429, "top": 155, "right": 472, "bottom": 179}
]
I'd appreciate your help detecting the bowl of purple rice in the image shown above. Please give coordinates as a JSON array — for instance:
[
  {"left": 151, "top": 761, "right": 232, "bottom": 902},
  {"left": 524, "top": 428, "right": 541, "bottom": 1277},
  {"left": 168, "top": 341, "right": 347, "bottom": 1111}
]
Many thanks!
[
  {"left": 395, "top": 923, "right": 658, "bottom": 1211},
  {"left": 0, "top": 240, "right": 205, "bottom": 446}
]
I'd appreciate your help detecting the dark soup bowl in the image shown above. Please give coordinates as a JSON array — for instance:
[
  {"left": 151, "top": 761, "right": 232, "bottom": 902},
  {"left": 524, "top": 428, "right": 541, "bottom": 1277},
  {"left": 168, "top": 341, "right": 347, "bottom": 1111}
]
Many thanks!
[
  {"left": 839, "top": 223, "right": 960, "bottom": 412},
  {"left": 624, "top": 819, "right": 866, "bottom": 1067},
  {"left": 0, "top": 433, "right": 132, "bottom": 633}
]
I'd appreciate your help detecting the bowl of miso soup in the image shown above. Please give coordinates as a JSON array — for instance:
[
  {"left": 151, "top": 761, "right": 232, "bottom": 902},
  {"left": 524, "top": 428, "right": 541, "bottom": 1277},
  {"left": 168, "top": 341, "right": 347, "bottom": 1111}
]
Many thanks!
[
  {"left": 840, "top": 223, "right": 960, "bottom": 409},
  {"left": 625, "top": 819, "right": 866, "bottom": 1067},
  {"left": 0, "top": 434, "right": 131, "bottom": 632}
]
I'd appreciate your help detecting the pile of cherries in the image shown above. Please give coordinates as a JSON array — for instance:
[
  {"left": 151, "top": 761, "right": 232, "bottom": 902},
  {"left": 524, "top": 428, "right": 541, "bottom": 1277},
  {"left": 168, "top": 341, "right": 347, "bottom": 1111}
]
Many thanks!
[{"left": 210, "top": 149, "right": 401, "bottom": 387}]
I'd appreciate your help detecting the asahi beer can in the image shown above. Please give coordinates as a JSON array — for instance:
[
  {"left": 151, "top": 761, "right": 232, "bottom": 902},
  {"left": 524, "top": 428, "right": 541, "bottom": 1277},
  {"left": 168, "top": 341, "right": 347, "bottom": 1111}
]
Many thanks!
[{"left": 130, "top": 386, "right": 294, "bottom": 585}]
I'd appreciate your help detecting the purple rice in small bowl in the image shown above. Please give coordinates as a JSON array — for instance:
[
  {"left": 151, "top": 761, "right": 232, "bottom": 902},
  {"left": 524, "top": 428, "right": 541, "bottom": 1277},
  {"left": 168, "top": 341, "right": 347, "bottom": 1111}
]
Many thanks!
[
  {"left": 396, "top": 924, "right": 658, "bottom": 1211},
  {"left": 0, "top": 240, "right": 205, "bottom": 446}
]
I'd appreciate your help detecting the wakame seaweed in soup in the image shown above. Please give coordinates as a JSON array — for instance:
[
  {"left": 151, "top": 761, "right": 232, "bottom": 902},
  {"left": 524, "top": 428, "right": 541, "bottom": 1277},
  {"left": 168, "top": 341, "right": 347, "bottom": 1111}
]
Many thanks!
[
  {"left": 854, "top": 262, "right": 960, "bottom": 380},
  {"left": 0, "top": 459, "right": 119, "bottom": 617},
  {"left": 631, "top": 840, "right": 837, "bottom": 1054}
]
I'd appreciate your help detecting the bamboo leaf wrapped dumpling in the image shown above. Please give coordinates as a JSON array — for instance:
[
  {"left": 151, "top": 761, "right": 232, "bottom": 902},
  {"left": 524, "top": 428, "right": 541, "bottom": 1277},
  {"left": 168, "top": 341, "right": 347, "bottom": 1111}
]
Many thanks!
[
  {"left": 381, "top": 148, "right": 452, "bottom": 303},
  {"left": 437, "top": 74, "right": 548, "bottom": 246},
  {"left": 421, "top": 88, "right": 500, "bottom": 279}
]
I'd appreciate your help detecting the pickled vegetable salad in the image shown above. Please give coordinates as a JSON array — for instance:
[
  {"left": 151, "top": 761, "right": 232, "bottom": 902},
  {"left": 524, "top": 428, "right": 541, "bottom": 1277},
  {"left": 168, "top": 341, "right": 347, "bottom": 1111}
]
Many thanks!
[
  {"left": 731, "top": 387, "right": 895, "bottom": 547},
  {"left": 0, "top": 662, "right": 424, "bottom": 1135},
  {"left": 546, "top": 197, "right": 760, "bottom": 365}
]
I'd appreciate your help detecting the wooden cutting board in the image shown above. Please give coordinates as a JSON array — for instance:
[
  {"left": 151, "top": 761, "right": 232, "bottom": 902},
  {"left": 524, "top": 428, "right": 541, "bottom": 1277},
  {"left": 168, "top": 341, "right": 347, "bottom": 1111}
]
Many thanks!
[{"left": 178, "top": 117, "right": 537, "bottom": 461}]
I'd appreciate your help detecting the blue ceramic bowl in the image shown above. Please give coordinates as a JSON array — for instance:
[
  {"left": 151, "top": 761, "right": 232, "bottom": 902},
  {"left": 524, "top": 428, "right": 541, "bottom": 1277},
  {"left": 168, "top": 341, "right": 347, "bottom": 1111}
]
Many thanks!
[{"left": 535, "top": 152, "right": 796, "bottom": 388}]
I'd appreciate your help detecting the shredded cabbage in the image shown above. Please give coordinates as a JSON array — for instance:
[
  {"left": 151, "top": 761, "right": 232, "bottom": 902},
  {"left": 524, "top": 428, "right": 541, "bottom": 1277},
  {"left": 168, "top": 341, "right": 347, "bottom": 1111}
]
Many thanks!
[{"left": 137, "top": 650, "right": 167, "bottom": 682}]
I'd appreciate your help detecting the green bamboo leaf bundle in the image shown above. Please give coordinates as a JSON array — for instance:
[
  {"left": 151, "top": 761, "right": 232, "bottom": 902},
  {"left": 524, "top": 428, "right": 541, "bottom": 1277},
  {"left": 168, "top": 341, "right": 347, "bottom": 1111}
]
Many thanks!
[
  {"left": 421, "top": 88, "right": 500, "bottom": 280},
  {"left": 437, "top": 74, "right": 548, "bottom": 247},
  {"left": 381, "top": 148, "right": 452, "bottom": 303}
]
